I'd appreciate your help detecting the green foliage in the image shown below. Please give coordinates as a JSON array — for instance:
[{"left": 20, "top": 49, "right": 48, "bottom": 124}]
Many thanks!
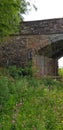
[
  {"left": 22, "top": 61, "right": 32, "bottom": 76},
  {"left": 0, "top": 0, "right": 36, "bottom": 37},
  {"left": 7, "top": 64, "right": 32, "bottom": 78},
  {"left": 7, "top": 66, "right": 20, "bottom": 78},
  {"left": 58, "top": 68, "right": 63, "bottom": 77},
  {"left": 0, "top": 70, "right": 63, "bottom": 129},
  {"left": 0, "top": 77, "right": 9, "bottom": 105}
]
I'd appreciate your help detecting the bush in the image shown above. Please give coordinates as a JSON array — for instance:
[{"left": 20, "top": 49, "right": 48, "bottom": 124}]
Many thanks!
[
  {"left": 7, "top": 64, "right": 32, "bottom": 79},
  {"left": 7, "top": 66, "right": 19, "bottom": 78}
]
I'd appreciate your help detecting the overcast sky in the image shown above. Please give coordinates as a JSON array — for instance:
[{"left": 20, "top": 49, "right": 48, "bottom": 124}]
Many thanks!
[
  {"left": 24, "top": 0, "right": 63, "bottom": 21},
  {"left": 24, "top": 0, "right": 63, "bottom": 67}
]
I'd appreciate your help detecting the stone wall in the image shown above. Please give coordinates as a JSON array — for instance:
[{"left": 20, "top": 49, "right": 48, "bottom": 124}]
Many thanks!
[
  {"left": 20, "top": 18, "right": 63, "bottom": 35},
  {"left": 0, "top": 36, "right": 27, "bottom": 67},
  {"left": 32, "top": 55, "right": 58, "bottom": 77}
]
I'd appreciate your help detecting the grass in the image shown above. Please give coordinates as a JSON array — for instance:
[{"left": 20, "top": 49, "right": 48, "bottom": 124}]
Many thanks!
[
  {"left": 58, "top": 68, "right": 63, "bottom": 77},
  {"left": 0, "top": 68, "right": 63, "bottom": 129}
]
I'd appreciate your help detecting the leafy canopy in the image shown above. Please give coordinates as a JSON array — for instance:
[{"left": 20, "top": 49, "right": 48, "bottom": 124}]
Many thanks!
[{"left": 0, "top": 0, "right": 36, "bottom": 37}]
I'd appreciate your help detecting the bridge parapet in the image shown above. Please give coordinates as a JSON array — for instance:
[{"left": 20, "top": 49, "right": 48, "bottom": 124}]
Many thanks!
[{"left": 20, "top": 18, "right": 63, "bottom": 35}]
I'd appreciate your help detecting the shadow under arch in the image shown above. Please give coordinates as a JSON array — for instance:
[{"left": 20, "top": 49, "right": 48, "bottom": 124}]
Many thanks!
[
  {"left": 38, "top": 40, "right": 63, "bottom": 59},
  {"left": 35, "top": 40, "right": 63, "bottom": 77}
]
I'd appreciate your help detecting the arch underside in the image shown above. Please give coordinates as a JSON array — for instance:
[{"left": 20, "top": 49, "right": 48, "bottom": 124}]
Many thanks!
[
  {"left": 34, "top": 39, "right": 63, "bottom": 77},
  {"left": 38, "top": 40, "right": 63, "bottom": 59}
]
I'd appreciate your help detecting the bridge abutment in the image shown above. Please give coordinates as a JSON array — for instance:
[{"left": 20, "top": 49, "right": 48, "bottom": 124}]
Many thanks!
[{"left": 32, "top": 55, "right": 58, "bottom": 77}]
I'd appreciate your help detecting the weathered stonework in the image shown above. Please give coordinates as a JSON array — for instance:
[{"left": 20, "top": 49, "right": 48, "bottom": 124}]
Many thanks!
[
  {"left": 32, "top": 55, "right": 58, "bottom": 77},
  {"left": 0, "top": 18, "right": 63, "bottom": 76},
  {"left": 0, "top": 36, "right": 27, "bottom": 67},
  {"left": 20, "top": 18, "right": 63, "bottom": 35}
]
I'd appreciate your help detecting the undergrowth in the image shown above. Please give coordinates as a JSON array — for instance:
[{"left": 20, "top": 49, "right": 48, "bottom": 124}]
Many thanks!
[{"left": 0, "top": 67, "right": 63, "bottom": 130}]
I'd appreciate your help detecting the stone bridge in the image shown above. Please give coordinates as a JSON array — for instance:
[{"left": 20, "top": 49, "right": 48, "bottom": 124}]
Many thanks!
[
  {"left": 0, "top": 18, "right": 63, "bottom": 76},
  {"left": 20, "top": 18, "right": 63, "bottom": 76}
]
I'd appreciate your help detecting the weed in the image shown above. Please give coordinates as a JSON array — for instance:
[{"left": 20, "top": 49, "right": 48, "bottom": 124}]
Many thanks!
[{"left": 0, "top": 68, "right": 63, "bottom": 129}]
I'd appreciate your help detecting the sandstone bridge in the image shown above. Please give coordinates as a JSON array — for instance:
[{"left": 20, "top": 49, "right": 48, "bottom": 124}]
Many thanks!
[{"left": 0, "top": 18, "right": 63, "bottom": 77}]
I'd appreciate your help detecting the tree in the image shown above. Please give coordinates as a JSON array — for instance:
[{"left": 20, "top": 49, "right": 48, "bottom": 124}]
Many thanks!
[{"left": 0, "top": 0, "right": 36, "bottom": 37}]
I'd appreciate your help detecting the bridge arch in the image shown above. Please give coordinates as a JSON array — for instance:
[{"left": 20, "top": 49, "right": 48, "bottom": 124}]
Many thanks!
[
  {"left": 38, "top": 39, "right": 63, "bottom": 58},
  {"left": 33, "top": 39, "right": 63, "bottom": 77}
]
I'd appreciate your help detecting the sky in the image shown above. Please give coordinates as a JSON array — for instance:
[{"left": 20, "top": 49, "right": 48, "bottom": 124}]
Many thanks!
[
  {"left": 24, "top": 0, "right": 63, "bottom": 21},
  {"left": 23, "top": 0, "right": 63, "bottom": 68}
]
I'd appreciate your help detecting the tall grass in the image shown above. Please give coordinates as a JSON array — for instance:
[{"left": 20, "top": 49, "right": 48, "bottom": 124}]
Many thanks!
[{"left": 0, "top": 67, "right": 63, "bottom": 129}]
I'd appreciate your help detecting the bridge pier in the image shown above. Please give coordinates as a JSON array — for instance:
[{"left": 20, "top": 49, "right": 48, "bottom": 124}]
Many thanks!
[{"left": 32, "top": 55, "right": 58, "bottom": 77}]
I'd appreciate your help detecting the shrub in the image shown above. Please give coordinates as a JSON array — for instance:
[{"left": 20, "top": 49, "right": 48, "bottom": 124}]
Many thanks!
[
  {"left": 7, "top": 66, "right": 19, "bottom": 78},
  {"left": 7, "top": 64, "right": 32, "bottom": 79}
]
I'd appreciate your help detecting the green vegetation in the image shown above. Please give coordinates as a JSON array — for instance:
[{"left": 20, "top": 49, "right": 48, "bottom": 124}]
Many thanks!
[
  {"left": 58, "top": 68, "right": 63, "bottom": 77},
  {"left": 0, "top": 67, "right": 63, "bottom": 130},
  {"left": 0, "top": 0, "right": 37, "bottom": 37}
]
